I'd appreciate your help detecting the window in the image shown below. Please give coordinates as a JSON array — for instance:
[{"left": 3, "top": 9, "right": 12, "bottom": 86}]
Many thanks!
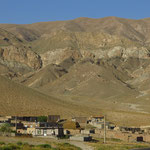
[{"left": 37, "top": 129, "right": 41, "bottom": 135}]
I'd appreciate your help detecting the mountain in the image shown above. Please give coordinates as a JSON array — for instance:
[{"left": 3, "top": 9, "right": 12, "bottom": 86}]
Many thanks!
[{"left": 1, "top": 17, "right": 150, "bottom": 125}]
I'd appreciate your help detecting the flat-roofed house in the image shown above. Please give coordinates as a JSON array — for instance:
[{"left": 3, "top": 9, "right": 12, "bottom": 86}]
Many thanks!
[
  {"left": 0, "top": 116, "right": 12, "bottom": 124},
  {"left": 34, "top": 126, "right": 64, "bottom": 137},
  {"left": 90, "top": 116, "right": 104, "bottom": 122},
  {"left": 13, "top": 116, "right": 38, "bottom": 122},
  {"left": 89, "top": 116, "right": 110, "bottom": 129}
]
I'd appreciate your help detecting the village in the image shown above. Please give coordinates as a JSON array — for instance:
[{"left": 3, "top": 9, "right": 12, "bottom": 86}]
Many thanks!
[{"left": 0, "top": 115, "right": 150, "bottom": 144}]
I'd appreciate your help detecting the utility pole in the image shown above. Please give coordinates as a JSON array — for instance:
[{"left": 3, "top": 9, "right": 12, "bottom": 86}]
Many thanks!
[
  {"left": 15, "top": 116, "right": 17, "bottom": 133},
  {"left": 104, "top": 115, "right": 106, "bottom": 144}
]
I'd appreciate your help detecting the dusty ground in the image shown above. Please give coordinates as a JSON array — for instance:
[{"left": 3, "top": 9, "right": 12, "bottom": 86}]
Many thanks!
[{"left": 0, "top": 136, "right": 94, "bottom": 150}]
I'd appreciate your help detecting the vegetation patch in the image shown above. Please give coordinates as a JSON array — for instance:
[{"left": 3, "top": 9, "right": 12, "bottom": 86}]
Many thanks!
[
  {"left": 37, "top": 144, "right": 51, "bottom": 149},
  {"left": 0, "top": 141, "right": 81, "bottom": 150},
  {"left": 89, "top": 138, "right": 150, "bottom": 150}
]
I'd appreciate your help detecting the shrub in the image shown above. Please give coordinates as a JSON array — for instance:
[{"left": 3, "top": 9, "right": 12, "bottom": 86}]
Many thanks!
[
  {"left": 2, "top": 146, "right": 12, "bottom": 150},
  {"left": 23, "top": 142, "right": 29, "bottom": 146},
  {"left": 1, "top": 145, "right": 20, "bottom": 150},
  {"left": 8, "top": 144, "right": 20, "bottom": 150},
  {"left": 0, "top": 142, "right": 5, "bottom": 145},
  {"left": 16, "top": 141, "right": 23, "bottom": 146},
  {"left": 37, "top": 144, "right": 51, "bottom": 148}
]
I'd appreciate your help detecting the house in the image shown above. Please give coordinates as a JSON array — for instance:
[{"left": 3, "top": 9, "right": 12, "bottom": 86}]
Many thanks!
[
  {"left": 12, "top": 116, "right": 38, "bottom": 122},
  {"left": 38, "top": 122, "right": 60, "bottom": 128},
  {"left": 89, "top": 116, "right": 110, "bottom": 129},
  {"left": 34, "top": 126, "right": 64, "bottom": 137},
  {"left": 90, "top": 116, "right": 104, "bottom": 122},
  {"left": 27, "top": 127, "right": 35, "bottom": 135},
  {"left": 0, "top": 116, "right": 12, "bottom": 124},
  {"left": 10, "top": 116, "right": 38, "bottom": 128}
]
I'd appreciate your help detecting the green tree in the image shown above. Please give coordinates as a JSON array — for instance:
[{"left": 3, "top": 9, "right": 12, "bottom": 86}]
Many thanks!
[
  {"left": 37, "top": 116, "right": 47, "bottom": 122},
  {"left": 0, "top": 123, "right": 12, "bottom": 133}
]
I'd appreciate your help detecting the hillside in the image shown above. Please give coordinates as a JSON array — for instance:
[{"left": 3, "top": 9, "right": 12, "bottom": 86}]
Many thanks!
[
  {"left": 1, "top": 17, "right": 150, "bottom": 125},
  {"left": 0, "top": 75, "right": 95, "bottom": 117}
]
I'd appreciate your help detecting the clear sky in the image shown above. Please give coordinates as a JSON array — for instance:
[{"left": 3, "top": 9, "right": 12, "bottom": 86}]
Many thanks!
[{"left": 0, "top": 0, "right": 150, "bottom": 24}]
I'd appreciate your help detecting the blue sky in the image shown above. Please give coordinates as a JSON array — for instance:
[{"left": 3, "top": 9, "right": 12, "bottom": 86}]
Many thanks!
[{"left": 0, "top": 0, "right": 150, "bottom": 24}]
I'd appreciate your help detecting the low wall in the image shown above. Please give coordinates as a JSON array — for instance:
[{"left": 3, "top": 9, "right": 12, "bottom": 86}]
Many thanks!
[
  {"left": 0, "top": 132, "right": 15, "bottom": 137},
  {"left": 95, "top": 129, "right": 150, "bottom": 142}
]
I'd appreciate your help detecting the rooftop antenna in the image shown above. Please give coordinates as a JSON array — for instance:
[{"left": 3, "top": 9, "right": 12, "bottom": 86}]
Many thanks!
[{"left": 15, "top": 116, "right": 17, "bottom": 133}]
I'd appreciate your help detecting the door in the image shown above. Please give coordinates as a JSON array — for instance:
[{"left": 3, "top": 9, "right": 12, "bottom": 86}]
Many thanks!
[{"left": 43, "top": 129, "right": 47, "bottom": 136}]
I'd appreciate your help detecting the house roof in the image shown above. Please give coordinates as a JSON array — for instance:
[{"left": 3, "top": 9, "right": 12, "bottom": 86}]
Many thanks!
[
  {"left": 35, "top": 126, "right": 63, "bottom": 129},
  {"left": 91, "top": 116, "right": 104, "bottom": 118}
]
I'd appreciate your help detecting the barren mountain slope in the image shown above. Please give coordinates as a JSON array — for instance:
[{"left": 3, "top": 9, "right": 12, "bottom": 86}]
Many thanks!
[
  {"left": 1, "top": 17, "right": 150, "bottom": 42},
  {"left": 0, "top": 75, "right": 98, "bottom": 117},
  {"left": 1, "top": 17, "right": 150, "bottom": 53},
  {"left": 1, "top": 17, "right": 150, "bottom": 125}
]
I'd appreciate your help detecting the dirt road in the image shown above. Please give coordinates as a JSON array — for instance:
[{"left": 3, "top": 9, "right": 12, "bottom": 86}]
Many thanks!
[{"left": 69, "top": 141, "right": 94, "bottom": 150}]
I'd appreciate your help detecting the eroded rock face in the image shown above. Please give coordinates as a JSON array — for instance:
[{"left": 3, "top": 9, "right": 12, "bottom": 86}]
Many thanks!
[
  {"left": 40, "top": 46, "right": 150, "bottom": 68},
  {"left": 89, "top": 46, "right": 150, "bottom": 60},
  {"left": 0, "top": 46, "right": 42, "bottom": 70},
  {"left": 40, "top": 48, "right": 81, "bottom": 67}
]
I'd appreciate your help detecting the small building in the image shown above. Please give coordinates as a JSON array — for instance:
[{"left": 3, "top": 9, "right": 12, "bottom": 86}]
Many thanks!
[
  {"left": 90, "top": 116, "right": 104, "bottom": 122},
  {"left": 0, "top": 116, "right": 12, "bottom": 124},
  {"left": 89, "top": 116, "right": 111, "bottom": 129},
  {"left": 12, "top": 116, "right": 38, "bottom": 122},
  {"left": 140, "top": 126, "right": 150, "bottom": 133},
  {"left": 34, "top": 127, "right": 64, "bottom": 137},
  {"left": 38, "top": 122, "right": 60, "bottom": 128}
]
